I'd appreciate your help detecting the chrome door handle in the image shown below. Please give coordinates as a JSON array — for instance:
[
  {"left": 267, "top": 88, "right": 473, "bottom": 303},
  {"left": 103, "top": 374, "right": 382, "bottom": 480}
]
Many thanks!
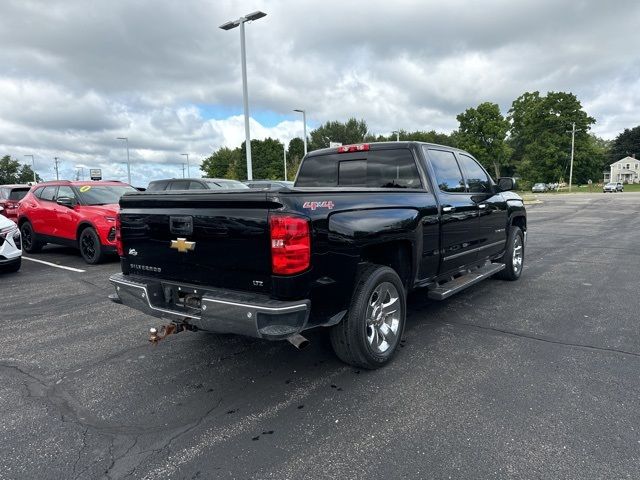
[
  {"left": 442, "top": 206, "right": 455, "bottom": 213},
  {"left": 478, "top": 204, "right": 487, "bottom": 209}
]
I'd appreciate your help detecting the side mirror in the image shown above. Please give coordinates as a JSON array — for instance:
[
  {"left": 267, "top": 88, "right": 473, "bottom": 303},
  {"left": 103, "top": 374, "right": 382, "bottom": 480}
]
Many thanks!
[
  {"left": 56, "top": 196, "right": 76, "bottom": 208},
  {"left": 497, "top": 177, "right": 516, "bottom": 192}
]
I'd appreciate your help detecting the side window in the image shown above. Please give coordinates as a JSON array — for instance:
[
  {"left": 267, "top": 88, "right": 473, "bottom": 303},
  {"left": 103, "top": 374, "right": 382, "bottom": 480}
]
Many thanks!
[
  {"left": 189, "top": 181, "right": 207, "bottom": 189},
  {"left": 458, "top": 154, "right": 492, "bottom": 193},
  {"left": 427, "top": 149, "right": 466, "bottom": 193},
  {"left": 0, "top": 188, "right": 6, "bottom": 199},
  {"left": 56, "top": 186, "right": 76, "bottom": 199},
  {"left": 169, "top": 180, "right": 190, "bottom": 190},
  {"left": 40, "top": 186, "right": 58, "bottom": 201},
  {"left": 34, "top": 187, "right": 44, "bottom": 199}
]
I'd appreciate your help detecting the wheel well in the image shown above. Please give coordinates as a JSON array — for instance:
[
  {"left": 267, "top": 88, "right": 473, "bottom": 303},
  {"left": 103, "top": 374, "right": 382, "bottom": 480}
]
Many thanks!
[
  {"left": 360, "top": 241, "right": 413, "bottom": 288},
  {"left": 511, "top": 215, "right": 526, "bottom": 232},
  {"left": 76, "top": 222, "right": 94, "bottom": 241}
]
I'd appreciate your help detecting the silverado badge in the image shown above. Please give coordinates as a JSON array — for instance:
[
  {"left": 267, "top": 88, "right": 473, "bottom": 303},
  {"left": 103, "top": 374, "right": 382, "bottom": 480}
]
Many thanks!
[{"left": 170, "top": 238, "right": 195, "bottom": 253}]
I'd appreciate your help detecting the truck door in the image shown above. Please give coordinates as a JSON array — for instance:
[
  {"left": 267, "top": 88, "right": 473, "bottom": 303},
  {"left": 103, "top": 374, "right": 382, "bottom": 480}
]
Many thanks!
[
  {"left": 424, "top": 148, "right": 479, "bottom": 274},
  {"left": 456, "top": 153, "right": 507, "bottom": 259}
]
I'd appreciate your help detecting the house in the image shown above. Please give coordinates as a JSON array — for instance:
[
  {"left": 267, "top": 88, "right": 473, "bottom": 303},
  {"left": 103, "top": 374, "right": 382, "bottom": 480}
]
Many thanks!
[{"left": 603, "top": 155, "right": 640, "bottom": 184}]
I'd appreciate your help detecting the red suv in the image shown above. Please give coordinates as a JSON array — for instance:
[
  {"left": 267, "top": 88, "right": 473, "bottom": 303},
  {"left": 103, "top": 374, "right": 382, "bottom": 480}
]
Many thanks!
[
  {"left": 18, "top": 180, "right": 137, "bottom": 264},
  {"left": 0, "top": 184, "right": 31, "bottom": 223}
]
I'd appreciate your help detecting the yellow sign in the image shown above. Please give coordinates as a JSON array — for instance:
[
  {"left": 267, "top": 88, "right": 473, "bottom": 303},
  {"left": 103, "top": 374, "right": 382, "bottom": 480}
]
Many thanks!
[
  {"left": 170, "top": 238, "right": 195, "bottom": 253},
  {"left": 79, "top": 185, "right": 91, "bottom": 192}
]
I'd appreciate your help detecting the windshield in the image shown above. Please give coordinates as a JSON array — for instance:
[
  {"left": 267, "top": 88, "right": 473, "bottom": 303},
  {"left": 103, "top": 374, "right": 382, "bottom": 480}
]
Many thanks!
[
  {"left": 77, "top": 185, "right": 137, "bottom": 205},
  {"left": 205, "top": 180, "right": 249, "bottom": 189},
  {"left": 8, "top": 188, "right": 29, "bottom": 200}
]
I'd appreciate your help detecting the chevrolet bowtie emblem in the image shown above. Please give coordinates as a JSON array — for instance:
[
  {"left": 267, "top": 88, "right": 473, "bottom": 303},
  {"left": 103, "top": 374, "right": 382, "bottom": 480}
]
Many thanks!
[{"left": 170, "top": 238, "right": 195, "bottom": 253}]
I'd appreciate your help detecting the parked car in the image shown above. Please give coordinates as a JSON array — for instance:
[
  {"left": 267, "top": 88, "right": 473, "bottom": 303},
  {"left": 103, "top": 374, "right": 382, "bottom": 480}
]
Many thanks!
[
  {"left": 147, "top": 178, "right": 249, "bottom": 191},
  {"left": 17, "top": 180, "right": 137, "bottom": 264},
  {"left": 532, "top": 183, "right": 548, "bottom": 193},
  {"left": 603, "top": 182, "right": 624, "bottom": 193},
  {"left": 110, "top": 141, "right": 526, "bottom": 369},
  {"left": 244, "top": 180, "right": 294, "bottom": 190},
  {"left": 0, "top": 207, "right": 22, "bottom": 272},
  {"left": 0, "top": 184, "right": 31, "bottom": 223}
]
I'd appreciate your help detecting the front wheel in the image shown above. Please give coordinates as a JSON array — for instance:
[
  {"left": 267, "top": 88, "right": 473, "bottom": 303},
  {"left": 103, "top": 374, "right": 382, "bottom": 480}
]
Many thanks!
[
  {"left": 330, "top": 264, "right": 406, "bottom": 369},
  {"left": 79, "top": 228, "right": 104, "bottom": 264},
  {"left": 495, "top": 226, "right": 524, "bottom": 281},
  {"left": 20, "top": 221, "right": 43, "bottom": 253}
]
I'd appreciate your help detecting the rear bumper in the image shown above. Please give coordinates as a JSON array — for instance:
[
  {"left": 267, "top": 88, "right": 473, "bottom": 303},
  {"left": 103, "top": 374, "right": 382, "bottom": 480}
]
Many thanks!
[{"left": 109, "top": 273, "right": 310, "bottom": 340}]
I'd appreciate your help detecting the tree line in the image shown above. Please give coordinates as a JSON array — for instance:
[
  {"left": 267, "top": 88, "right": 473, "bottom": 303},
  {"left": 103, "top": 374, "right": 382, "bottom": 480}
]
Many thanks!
[
  {"left": 0, "top": 155, "right": 41, "bottom": 184},
  {"left": 201, "top": 91, "right": 640, "bottom": 187}
]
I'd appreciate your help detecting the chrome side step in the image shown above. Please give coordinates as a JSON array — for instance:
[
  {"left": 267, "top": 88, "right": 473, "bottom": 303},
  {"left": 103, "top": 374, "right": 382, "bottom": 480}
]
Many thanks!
[{"left": 427, "top": 263, "right": 506, "bottom": 300}]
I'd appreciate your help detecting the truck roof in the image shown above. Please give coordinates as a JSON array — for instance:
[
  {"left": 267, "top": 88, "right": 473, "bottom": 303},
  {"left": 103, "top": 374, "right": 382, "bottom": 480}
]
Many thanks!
[{"left": 306, "top": 141, "right": 464, "bottom": 157}]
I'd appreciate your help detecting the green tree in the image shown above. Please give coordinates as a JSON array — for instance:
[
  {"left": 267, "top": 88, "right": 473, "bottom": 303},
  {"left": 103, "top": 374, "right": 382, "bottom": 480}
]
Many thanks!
[
  {"left": 508, "top": 91, "right": 595, "bottom": 183},
  {"left": 18, "top": 164, "right": 40, "bottom": 183},
  {"left": 456, "top": 102, "right": 512, "bottom": 179},
  {"left": 0, "top": 155, "right": 21, "bottom": 184},
  {"left": 238, "top": 138, "right": 286, "bottom": 180},
  {"left": 376, "top": 129, "right": 458, "bottom": 147},
  {"left": 308, "top": 118, "right": 368, "bottom": 151},
  {"left": 200, "top": 147, "right": 241, "bottom": 178},
  {"left": 286, "top": 137, "right": 305, "bottom": 180},
  {"left": 609, "top": 126, "right": 640, "bottom": 162}
]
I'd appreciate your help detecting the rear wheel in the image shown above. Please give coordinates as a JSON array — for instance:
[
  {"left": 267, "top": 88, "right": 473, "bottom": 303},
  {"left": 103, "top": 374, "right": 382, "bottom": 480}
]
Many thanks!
[
  {"left": 20, "top": 221, "right": 43, "bottom": 253},
  {"left": 330, "top": 264, "right": 406, "bottom": 369},
  {"left": 495, "top": 226, "right": 524, "bottom": 281},
  {"left": 79, "top": 227, "right": 104, "bottom": 264}
]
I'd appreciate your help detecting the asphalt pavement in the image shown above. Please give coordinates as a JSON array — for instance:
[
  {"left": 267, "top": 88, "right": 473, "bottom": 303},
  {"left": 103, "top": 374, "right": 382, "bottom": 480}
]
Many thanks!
[{"left": 1, "top": 193, "right": 640, "bottom": 480}]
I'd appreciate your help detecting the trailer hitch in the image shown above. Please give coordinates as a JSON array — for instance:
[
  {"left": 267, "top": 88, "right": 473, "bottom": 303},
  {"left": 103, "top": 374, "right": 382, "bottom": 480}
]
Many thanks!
[{"left": 149, "top": 321, "right": 198, "bottom": 344}]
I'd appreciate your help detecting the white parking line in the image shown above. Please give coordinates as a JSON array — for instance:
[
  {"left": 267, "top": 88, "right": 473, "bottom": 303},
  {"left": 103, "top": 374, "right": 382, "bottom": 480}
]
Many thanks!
[{"left": 22, "top": 256, "right": 86, "bottom": 273}]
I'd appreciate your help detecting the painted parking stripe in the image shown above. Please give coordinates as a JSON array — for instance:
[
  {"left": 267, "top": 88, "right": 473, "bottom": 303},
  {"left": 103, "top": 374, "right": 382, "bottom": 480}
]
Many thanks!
[{"left": 22, "top": 256, "right": 86, "bottom": 273}]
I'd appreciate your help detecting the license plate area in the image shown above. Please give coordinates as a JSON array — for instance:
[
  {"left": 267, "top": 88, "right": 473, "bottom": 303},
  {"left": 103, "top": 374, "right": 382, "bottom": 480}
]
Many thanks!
[{"left": 161, "top": 283, "right": 203, "bottom": 314}]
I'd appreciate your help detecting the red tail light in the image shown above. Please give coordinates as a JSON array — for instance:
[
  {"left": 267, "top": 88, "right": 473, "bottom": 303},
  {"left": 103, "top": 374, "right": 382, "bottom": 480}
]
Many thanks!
[
  {"left": 270, "top": 214, "right": 310, "bottom": 275},
  {"left": 115, "top": 214, "right": 123, "bottom": 256},
  {"left": 337, "top": 143, "right": 370, "bottom": 153}
]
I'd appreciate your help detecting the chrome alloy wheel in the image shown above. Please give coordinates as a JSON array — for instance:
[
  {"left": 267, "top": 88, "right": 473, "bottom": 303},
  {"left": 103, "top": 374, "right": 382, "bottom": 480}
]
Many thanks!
[
  {"left": 512, "top": 234, "right": 523, "bottom": 274},
  {"left": 365, "top": 282, "right": 401, "bottom": 354}
]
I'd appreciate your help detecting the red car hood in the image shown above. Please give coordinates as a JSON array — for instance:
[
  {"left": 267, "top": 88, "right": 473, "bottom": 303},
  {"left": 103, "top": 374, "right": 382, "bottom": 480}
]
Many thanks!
[{"left": 80, "top": 204, "right": 119, "bottom": 216}]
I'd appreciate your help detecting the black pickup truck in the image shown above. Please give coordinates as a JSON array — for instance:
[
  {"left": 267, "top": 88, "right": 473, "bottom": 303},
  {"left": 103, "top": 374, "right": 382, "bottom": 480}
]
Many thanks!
[{"left": 110, "top": 142, "right": 526, "bottom": 369}]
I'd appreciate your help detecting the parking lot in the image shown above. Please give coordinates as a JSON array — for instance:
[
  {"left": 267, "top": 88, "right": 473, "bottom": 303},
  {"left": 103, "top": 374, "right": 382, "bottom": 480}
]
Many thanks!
[{"left": 1, "top": 192, "right": 640, "bottom": 479}]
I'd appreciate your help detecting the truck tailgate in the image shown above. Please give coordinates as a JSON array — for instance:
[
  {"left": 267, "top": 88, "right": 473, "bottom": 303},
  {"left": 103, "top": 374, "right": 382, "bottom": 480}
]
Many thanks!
[{"left": 119, "top": 191, "right": 279, "bottom": 292}]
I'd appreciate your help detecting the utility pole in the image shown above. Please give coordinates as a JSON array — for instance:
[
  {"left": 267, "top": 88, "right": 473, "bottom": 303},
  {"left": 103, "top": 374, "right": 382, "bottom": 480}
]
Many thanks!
[
  {"left": 569, "top": 122, "right": 575, "bottom": 192},
  {"left": 54, "top": 157, "right": 60, "bottom": 180},
  {"left": 181, "top": 153, "right": 190, "bottom": 177}
]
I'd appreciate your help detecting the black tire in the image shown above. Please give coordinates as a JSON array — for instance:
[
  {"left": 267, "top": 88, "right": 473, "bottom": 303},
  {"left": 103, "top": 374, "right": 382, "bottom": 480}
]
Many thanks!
[
  {"left": 20, "top": 221, "right": 44, "bottom": 253},
  {"left": 495, "top": 226, "right": 524, "bottom": 281},
  {"left": 1, "top": 258, "right": 21, "bottom": 273},
  {"left": 79, "top": 227, "right": 104, "bottom": 264},
  {"left": 330, "top": 264, "right": 406, "bottom": 369}
]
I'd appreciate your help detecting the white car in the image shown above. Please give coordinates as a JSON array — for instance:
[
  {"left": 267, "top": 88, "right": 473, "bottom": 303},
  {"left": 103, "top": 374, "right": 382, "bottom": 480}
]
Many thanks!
[{"left": 0, "top": 207, "right": 21, "bottom": 272}]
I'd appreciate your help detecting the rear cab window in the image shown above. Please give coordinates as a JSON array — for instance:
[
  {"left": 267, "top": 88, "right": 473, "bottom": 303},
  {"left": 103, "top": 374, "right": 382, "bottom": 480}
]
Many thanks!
[{"left": 295, "top": 148, "right": 423, "bottom": 189}]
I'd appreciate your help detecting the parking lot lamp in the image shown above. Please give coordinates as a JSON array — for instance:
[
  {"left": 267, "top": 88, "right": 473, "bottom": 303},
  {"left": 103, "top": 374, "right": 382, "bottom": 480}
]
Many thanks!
[
  {"left": 116, "top": 137, "right": 131, "bottom": 185},
  {"left": 568, "top": 122, "right": 575, "bottom": 192},
  {"left": 220, "top": 11, "right": 267, "bottom": 181},
  {"left": 293, "top": 109, "right": 307, "bottom": 155},
  {"left": 181, "top": 153, "right": 190, "bottom": 177},
  {"left": 24, "top": 155, "right": 35, "bottom": 182}
]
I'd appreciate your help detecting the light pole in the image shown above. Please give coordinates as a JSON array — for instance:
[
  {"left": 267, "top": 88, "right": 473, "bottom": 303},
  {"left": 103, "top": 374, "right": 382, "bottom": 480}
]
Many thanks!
[
  {"left": 181, "top": 164, "right": 186, "bottom": 178},
  {"left": 24, "top": 155, "right": 36, "bottom": 182},
  {"left": 220, "top": 11, "right": 267, "bottom": 180},
  {"left": 293, "top": 109, "right": 307, "bottom": 155},
  {"left": 54, "top": 157, "right": 60, "bottom": 181},
  {"left": 116, "top": 137, "right": 131, "bottom": 184},
  {"left": 568, "top": 122, "right": 576, "bottom": 192},
  {"left": 283, "top": 144, "right": 287, "bottom": 181},
  {"left": 181, "top": 153, "right": 190, "bottom": 177},
  {"left": 392, "top": 130, "right": 400, "bottom": 141}
]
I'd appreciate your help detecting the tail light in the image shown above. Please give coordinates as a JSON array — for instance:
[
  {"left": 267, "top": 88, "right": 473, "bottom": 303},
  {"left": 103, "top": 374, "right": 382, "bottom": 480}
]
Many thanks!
[
  {"left": 6, "top": 202, "right": 18, "bottom": 209},
  {"left": 269, "top": 214, "right": 310, "bottom": 275},
  {"left": 337, "top": 143, "right": 369, "bottom": 153},
  {"left": 115, "top": 214, "right": 123, "bottom": 256}
]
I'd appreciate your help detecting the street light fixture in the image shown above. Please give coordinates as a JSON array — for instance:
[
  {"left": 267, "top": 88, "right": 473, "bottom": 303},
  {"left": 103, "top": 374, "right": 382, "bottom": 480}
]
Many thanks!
[
  {"left": 181, "top": 153, "right": 190, "bottom": 177},
  {"left": 116, "top": 137, "right": 131, "bottom": 184},
  {"left": 24, "top": 155, "right": 36, "bottom": 183},
  {"left": 293, "top": 109, "right": 307, "bottom": 155},
  {"left": 220, "top": 11, "right": 267, "bottom": 180}
]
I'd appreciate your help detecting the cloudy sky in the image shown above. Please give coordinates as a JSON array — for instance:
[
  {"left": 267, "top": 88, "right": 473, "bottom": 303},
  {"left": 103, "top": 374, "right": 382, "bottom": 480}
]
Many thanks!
[{"left": 1, "top": 0, "right": 639, "bottom": 185}]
